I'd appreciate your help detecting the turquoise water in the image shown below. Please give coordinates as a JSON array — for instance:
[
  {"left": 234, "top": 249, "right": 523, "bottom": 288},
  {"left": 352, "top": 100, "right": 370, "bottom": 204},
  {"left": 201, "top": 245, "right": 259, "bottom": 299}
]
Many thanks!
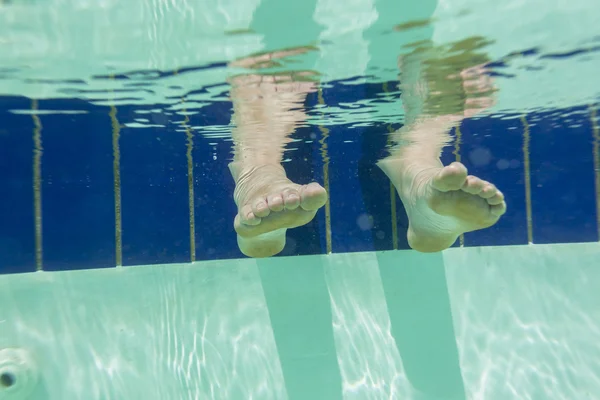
[
  {"left": 2, "top": 243, "right": 600, "bottom": 399},
  {"left": 1, "top": 0, "right": 599, "bottom": 115},
  {"left": 1, "top": 0, "right": 600, "bottom": 398}
]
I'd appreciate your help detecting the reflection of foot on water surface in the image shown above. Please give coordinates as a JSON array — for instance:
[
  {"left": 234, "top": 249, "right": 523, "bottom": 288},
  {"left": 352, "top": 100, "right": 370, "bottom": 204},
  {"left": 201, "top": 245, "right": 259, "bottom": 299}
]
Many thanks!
[{"left": 228, "top": 40, "right": 507, "bottom": 257}]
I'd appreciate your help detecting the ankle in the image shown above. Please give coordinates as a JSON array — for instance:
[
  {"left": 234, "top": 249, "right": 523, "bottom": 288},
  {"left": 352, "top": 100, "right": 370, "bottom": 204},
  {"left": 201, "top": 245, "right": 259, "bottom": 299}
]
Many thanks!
[
  {"left": 379, "top": 157, "right": 441, "bottom": 195},
  {"left": 228, "top": 162, "right": 286, "bottom": 183}
]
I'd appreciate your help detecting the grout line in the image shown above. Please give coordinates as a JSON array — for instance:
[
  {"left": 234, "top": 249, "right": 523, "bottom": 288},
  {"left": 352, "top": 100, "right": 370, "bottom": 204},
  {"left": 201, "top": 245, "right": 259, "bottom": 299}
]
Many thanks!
[
  {"left": 183, "top": 104, "right": 196, "bottom": 262},
  {"left": 453, "top": 125, "right": 465, "bottom": 247},
  {"left": 590, "top": 104, "right": 600, "bottom": 241},
  {"left": 174, "top": 69, "right": 197, "bottom": 261},
  {"left": 109, "top": 89, "right": 123, "bottom": 266},
  {"left": 31, "top": 99, "right": 43, "bottom": 271},
  {"left": 317, "top": 87, "right": 332, "bottom": 254},
  {"left": 520, "top": 115, "right": 534, "bottom": 244}
]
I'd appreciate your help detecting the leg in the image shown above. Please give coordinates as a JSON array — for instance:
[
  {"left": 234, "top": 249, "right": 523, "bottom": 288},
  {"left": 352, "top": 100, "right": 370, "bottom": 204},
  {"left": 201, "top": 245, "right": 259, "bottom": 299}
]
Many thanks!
[
  {"left": 228, "top": 53, "right": 327, "bottom": 258},
  {"left": 378, "top": 40, "right": 506, "bottom": 252}
]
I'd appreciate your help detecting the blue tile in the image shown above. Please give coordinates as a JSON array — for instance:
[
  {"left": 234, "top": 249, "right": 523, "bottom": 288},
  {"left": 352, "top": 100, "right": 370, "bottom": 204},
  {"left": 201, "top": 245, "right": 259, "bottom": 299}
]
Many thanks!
[
  {"left": 326, "top": 80, "right": 374, "bottom": 104},
  {"left": 192, "top": 133, "right": 242, "bottom": 260},
  {"left": 529, "top": 107, "right": 597, "bottom": 243},
  {"left": 186, "top": 101, "right": 242, "bottom": 260},
  {"left": 38, "top": 108, "right": 116, "bottom": 271},
  {"left": 280, "top": 125, "right": 326, "bottom": 257},
  {"left": 357, "top": 123, "right": 396, "bottom": 251},
  {"left": 120, "top": 119, "right": 191, "bottom": 265},
  {"left": 306, "top": 90, "right": 330, "bottom": 254},
  {"left": 2, "top": 86, "right": 596, "bottom": 273},
  {"left": 327, "top": 123, "right": 374, "bottom": 253},
  {"left": 458, "top": 116, "right": 529, "bottom": 246},
  {"left": 0, "top": 101, "right": 36, "bottom": 273},
  {"left": 350, "top": 82, "right": 400, "bottom": 251}
]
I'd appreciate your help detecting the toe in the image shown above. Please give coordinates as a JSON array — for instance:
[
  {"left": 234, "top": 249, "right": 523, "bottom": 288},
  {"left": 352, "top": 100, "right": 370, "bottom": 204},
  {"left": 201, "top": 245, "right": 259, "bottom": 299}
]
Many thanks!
[
  {"left": 479, "top": 183, "right": 497, "bottom": 199},
  {"left": 487, "top": 190, "right": 505, "bottom": 206},
  {"left": 433, "top": 162, "right": 468, "bottom": 192},
  {"left": 252, "top": 198, "right": 271, "bottom": 218},
  {"left": 239, "top": 204, "right": 261, "bottom": 226},
  {"left": 490, "top": 202, "right": 507, "bottom": 217},
  {"left": 267, "top": 193, "right": 285, "bottom": 212},
  {"left": 300, "top": 182, "right": 328, "bottom": 211},
  {"left": 461, "top": 175, "right": 486, "bottom": 194},
  {"left": 282, "top": 188, "right": 301, "bottom": 210}
]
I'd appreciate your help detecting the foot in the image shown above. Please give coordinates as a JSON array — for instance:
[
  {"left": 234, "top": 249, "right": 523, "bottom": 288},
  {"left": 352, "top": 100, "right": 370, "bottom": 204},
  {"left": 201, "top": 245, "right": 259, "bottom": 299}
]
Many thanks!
[
  {"left": 379, "top": 159, "right": 506, "bottom": 252},
  {"left": 230, "top": 163, "right": 327, "bottom": 258}
]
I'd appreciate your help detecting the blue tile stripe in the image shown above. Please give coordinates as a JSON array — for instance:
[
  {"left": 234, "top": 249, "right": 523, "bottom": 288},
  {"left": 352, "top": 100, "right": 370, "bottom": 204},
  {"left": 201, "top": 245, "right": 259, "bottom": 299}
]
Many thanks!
[
  {"left": 0, "top": 96, "right": 36, "bottom": 273},
  {"left": 1, "top": 87, "right": 598, "bottom": 273},
  {"left": 528, "top": 107, "right": 597, "bottom": 244},
  {"left": 589, "top": 104, "right": 600, "bottom": 241}
]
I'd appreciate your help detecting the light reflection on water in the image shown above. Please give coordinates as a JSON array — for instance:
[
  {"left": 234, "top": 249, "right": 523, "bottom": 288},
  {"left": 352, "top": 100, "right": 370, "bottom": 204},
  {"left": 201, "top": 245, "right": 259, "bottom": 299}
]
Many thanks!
[
  {"left": 1, "top": 246, "right": 600, "bottom": 398},
  {"left": 443, "top": 243, "right": 600, "bottom": 400},
  {"left": 323, "top": 252, "right": 414, "bottom": 399},
  {"left": 0, "top": 261, "right": 287, "bottom": 399},
  {"left": 1, "top": 0, "right": 599, "bottom": 398},
  {"left": 0, "top": 0, "right": 598, "bottom": 118}
]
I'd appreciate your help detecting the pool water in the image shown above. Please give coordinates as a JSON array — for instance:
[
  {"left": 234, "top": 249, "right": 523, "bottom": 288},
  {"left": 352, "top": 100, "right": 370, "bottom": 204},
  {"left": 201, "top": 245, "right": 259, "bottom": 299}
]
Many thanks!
[
  {"left": 0, "top": 0, "right": 599, "bottom": 113},
  {"left": 1, "top": 243, "right": 599, "bottom": 399},
  {"left": 1, "top": 0, "right": 600, "bottom": 398}
]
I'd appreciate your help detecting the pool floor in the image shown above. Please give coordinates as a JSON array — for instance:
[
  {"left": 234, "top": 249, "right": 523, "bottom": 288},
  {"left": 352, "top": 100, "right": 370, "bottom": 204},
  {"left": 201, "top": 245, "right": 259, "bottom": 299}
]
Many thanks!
[{"left": 1, "top": 242, "right": 599, "bottom": 399}]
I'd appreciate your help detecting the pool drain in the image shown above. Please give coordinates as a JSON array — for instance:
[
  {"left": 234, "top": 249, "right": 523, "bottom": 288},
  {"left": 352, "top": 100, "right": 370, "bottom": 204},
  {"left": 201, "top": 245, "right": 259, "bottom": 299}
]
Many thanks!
[
  {"left": 0, "top": 348, "right": 38, "bottom": 400},
  {"left": 0, "top": 372, "right": 16, "bottom": 388}
]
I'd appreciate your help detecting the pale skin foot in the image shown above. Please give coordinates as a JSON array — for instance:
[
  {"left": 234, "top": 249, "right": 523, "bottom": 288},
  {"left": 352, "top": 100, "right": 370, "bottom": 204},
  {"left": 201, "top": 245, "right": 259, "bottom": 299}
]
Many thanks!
[
  {"left": 378, "top": 158, "right": 506, "bottom": 252},
  {"left": 231, "top": 163, "right": 327, "bottom": 258},
  {"left": 227, "top": 48, "right": 325, "bottom": 258},
  {"left": 381, "top": 45, "right": 505, "bottom": 252}
]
